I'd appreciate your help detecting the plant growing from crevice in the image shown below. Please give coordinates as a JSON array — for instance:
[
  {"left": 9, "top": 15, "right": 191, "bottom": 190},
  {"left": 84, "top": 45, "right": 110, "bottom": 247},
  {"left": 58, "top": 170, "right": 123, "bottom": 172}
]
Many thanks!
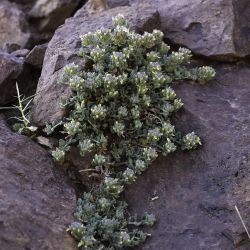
[
  {"left": 0, "top": 82, "right": 37, "bottom": 136},
  {"left": 46, "top": 14, "right": 215, "bottom": 249}
]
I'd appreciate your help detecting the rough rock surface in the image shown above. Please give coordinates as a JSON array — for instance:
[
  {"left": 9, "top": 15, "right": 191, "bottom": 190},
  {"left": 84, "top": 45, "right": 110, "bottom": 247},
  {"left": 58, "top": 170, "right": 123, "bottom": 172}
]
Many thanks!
[
  {"left": 29, "top": 0, "right": 81, "bottom": 32},
  {"left": 126, "top": 64, "right": 250, "bottom": 250},
  {"left": 157, "top": 0, "right": 250, "bottom": 60},
  {"left": 0, "top": 115, "right": 76, "bottom": 250},
  {"left": 11, "top": 49, "right": 30, "bottom": 58},
  {"left": 0, "top": 52, "right": 24, "bottom": 105},
  {"left": 32, "top": 3, "right": 160, "bottom": 126},
  {"left": 8, "top": 0, "right": 35, "bottom": 10},
  {"left": 107, "top": 0, "right": 130, "bottom": 8},
  {"left": 9, "top": 0, "right": 35, "bottom": 3},
  {"left": 25, "top": 43, "right": 48, "bottom": 68},
  {"left": 0, "top": 0, "right": 31, "bottom": 51}
]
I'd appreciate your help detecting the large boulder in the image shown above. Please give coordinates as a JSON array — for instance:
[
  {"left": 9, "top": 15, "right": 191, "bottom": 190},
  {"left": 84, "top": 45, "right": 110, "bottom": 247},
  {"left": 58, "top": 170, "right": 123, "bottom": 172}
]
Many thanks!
[
  {"left": 0, "top": 0, "right": 31, "bottom": 51},
  {"left": 32, "top": 3, "right": 160, "bottom": 126},
  {"left": 0, "top": 52, "right": 24, "bottom": 105},
  {"left": 29, "top": 0, "right": 81, "bottom": 32},
  {"left": 0, "top": 115, "right": 76, "bottom": 250},
  {"left": 157, "top": 0, "right": 250, "bottom": 60},
  {"left": 126, "top": 64, "right": 250, "bottom": 249}
]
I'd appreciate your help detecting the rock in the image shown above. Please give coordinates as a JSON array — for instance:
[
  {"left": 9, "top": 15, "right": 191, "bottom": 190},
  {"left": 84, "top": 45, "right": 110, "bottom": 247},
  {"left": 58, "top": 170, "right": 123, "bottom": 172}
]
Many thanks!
[
  {"left": 9, "top": 0, "right": 35, "bottom": 3},
  {"left": 29, "top": 0, "right": 81, "bottom": 32},
  {"left": 0, "top": 0, "right": 31, "bottom": 51},
  {"left": 32, "top": 3, "right": 160, "bottom": 126},
  {"left": 0, "top": 50, "right": 42, "bottom": 107},
  {"left": 8, "top": 0, "right": 37, "bottom": 16},
  {"left": 4, "top": 44, "right": 22, "bottom": 53},
  {"left": 11, "top": 49, "right": 30, "bottom": 58},
  {"left": 157, "top": 0, "right": 250, "bottom": 60},
  {"left": 126, "top": 64, "right": 250, "bottom": 249},
  {"left": 233, "top": 0, "right": 250, "bottom": 59},
  {"left": 26, "top": 43, "right": 48, "bottom": 68},
  {"left": 64, "top": 147, "right": 95, "bottom": 185},
  {"left": 107, "top": 0, "right": 130, "bottom": 8},
  {"left": 0, "top": 115, "right": 76, "bottom": 250},
  {"left": 0, "top": 52, "right": 24, "bottom": 105}
]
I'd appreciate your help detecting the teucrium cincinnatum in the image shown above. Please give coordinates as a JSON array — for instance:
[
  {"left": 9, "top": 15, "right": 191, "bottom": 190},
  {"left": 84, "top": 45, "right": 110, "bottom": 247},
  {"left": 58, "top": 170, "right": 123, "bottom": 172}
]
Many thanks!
[{"left": 48, "top": 14, "right": 215, "bottom": 249}]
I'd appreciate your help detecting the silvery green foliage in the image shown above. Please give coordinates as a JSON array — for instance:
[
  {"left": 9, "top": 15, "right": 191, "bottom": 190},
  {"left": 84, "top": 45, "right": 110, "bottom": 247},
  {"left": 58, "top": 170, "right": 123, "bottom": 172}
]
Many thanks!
[{"left": 52, "top": 14, "right": 215, "bottom": 249}]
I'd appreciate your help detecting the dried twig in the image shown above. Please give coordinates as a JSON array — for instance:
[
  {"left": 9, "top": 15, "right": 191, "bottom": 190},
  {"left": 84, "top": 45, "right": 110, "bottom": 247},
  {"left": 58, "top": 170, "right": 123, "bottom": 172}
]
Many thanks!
[{"left": 235, "top": 205, "right": 250, "bottom": 239}]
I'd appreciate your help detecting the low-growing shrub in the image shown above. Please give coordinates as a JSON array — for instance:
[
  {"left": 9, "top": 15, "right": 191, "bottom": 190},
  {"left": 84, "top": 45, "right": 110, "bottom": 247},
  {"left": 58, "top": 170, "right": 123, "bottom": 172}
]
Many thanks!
[{"left": 47, "top": 14, "right": 215, "bottom": 249}]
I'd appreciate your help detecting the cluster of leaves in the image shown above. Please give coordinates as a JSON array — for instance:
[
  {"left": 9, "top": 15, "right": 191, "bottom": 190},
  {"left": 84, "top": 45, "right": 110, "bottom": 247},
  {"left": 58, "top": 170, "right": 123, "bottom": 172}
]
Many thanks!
[{"left": 47, "top": 14, "right": 215, "bottom": 249}]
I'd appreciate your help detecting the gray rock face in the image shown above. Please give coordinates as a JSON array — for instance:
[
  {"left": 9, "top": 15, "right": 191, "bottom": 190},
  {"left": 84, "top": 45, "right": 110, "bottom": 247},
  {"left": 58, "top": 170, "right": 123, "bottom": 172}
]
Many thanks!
[
  {"left": 9, "top": 0, "right": 35, "bottom": 3},
  {"left": 0, "top": 52, "right": 24, "bottom": 105},
  {"left": 126, "top": 64, "right": 250, "bottom": 250},
  {"left": 11, "top": 49, "right": 30, "bottom": 58},
  {"left": 233, "top": 0, "right": 250, "bottom": 58},
  {"left": 0, "top": 0, "right": 31, "bottom": 51},
  {"left": 107, "top": 0, "right": 130, "bottom": 8},
  {"left": 25, "top": 43, "right": 48, "bottom": 68},
  {"left": 0, "top": 115, "right": 76, "bottom": 250},
  {"left": 157, "top": 0, "right": 250, "bottom": 60},
  {"left": 32, "top": 3, "right": 160, "bottom": 126},
  {"left": 29, "top": 0, "right": 81, "bottom": 32}
]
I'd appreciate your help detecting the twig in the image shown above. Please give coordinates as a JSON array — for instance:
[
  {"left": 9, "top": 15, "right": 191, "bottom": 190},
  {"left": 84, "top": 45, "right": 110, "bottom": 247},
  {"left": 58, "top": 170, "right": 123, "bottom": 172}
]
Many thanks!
[
  {"left": 235, "top": 205, "right": 250, "bottom": 239},
  {"left": 16, "top": 82, "right": 30, "bottom": 126}
]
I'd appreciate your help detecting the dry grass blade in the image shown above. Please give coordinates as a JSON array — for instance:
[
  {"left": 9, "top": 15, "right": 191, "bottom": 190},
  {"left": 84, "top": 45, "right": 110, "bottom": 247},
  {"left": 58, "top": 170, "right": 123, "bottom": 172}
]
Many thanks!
[{"left": 235, "top": 205, "right": 250, "bottom": 239}]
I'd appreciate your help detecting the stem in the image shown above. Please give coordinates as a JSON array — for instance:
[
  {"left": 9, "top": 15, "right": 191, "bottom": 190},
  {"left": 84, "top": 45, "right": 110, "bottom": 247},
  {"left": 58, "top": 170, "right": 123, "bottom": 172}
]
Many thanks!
[
  {"left": 235, "top": 205, "right": 250, "bottom": 239},
  {"left": 51, "top": 121, "right": 63, "bottom": 130},
  {"left": 79, "top": 169, "right": 96, "bottom": 173},
  {"left": 148, "top": 113, "right": 163, "bottom": 126},
  {"left": 87, "top": 119, "right": 99, "bottom": 131},
  {"left": 128, "top": 221, "right": 142, "bottom": 226},
  {"left": 16, "top": 82, "right": 30, "bottom": 126}
]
